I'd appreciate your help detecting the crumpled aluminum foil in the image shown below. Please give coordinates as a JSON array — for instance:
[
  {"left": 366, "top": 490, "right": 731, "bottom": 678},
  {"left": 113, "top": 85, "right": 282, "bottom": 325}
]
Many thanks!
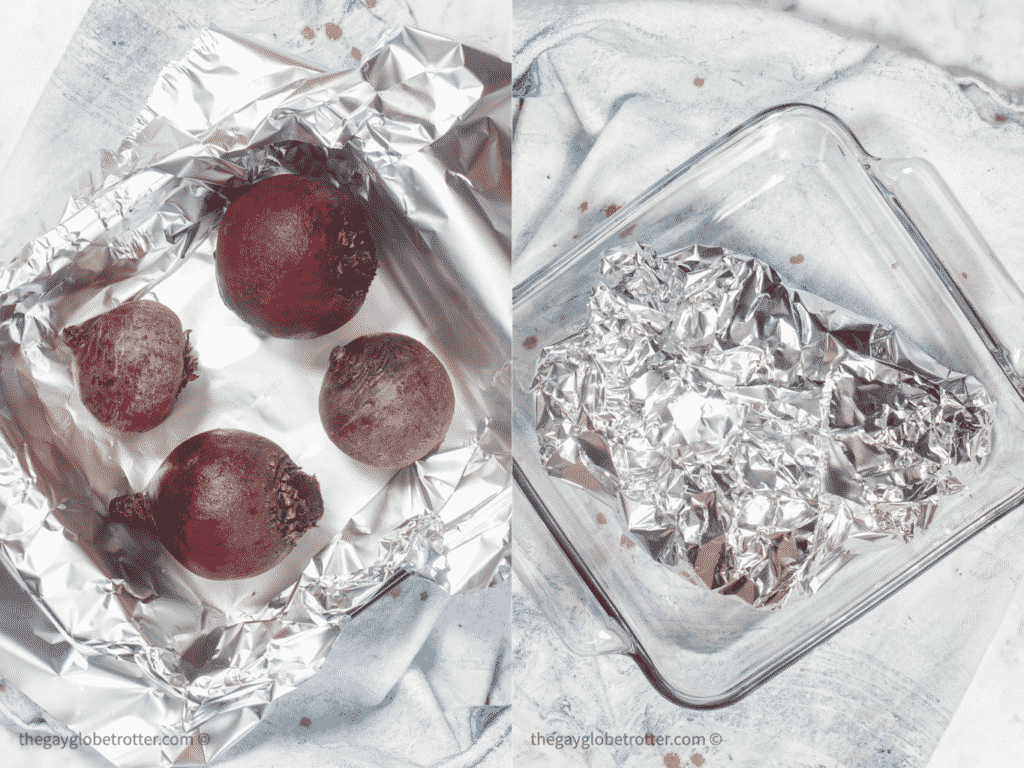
[
  {"left": 532, "top": 244, "right": 991, "bottom": 608},
  {"left": 0, "top": 26, "right": 510, "bottom": 766}
]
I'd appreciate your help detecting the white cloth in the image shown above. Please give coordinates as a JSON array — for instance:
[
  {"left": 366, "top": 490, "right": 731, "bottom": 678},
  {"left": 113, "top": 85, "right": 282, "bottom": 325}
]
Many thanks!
[{"left": 512, "top": 1, "right": 1024, "bottom": 766}]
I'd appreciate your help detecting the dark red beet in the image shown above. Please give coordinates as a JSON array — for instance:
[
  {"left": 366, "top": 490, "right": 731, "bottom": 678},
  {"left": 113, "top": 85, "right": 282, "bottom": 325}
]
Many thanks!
[
  {"left": 63, "top": 301, "right": 198, "bottom": 433},
  {"left": 215, "top": 174, "right": 377, "bottom": 339},
  {"left": 108, "top": 429, "right": 323, "bottom": 580},
  {"left": 319, "top": 333, "right": 456, "bottom": 471}
]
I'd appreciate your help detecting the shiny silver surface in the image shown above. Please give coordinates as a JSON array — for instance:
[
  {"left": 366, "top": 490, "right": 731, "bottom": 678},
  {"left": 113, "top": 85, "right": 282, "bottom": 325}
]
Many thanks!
[{"left": 532, "top": 243, "right": 990, "bottom": 608}]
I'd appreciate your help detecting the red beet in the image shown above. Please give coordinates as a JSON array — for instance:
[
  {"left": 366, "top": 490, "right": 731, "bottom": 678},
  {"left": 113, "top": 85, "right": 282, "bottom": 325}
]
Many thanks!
[
  {"left": 108, "top": 429, "right": 323, "bottom": 580},
  {"left": 319, "top": 333, "right": 456, "bottom": 471},
  {"left": 215, "top": 174, "right": 377, "bottom": 339},
  {"left": 63, "top": 301, "right": 198, "bottom": 433}
]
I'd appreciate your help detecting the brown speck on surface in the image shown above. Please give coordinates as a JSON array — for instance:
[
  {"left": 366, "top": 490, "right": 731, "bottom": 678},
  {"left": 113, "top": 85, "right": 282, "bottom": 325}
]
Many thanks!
[
  {"left": 995, "top": 113, "right": 1008, "bottom": 122},
  {"left": 664, "top": 753, "right": 682, "bottom": 768},
  {"left": 580, "top": 201, "right": 589, "bottom": 212},
  {"left": 619, "top": 224, "right": 636, "bottom": 238},
  {"left": 789, "top": 253, "right": 804, "bottom": 265},
  {"left": 367, "top": 0, "right": 377, "bottom": 6},
  {"left": 694, "top": 77, "right": 705, "bottom": 87},
  {"left": 352, "top": 47, "right": 362, "bottom": 60},
  {"left": 389, "top": 585, "right": 402, "bottom": 598},
  {"left": 621, "top": 534, "right": 635, "bottom": 549},
  {"left": 523, "top": 335, "right": 538, "bottom": 350},
  {"left": 420, "top": 590, "right": 429, "bottom": 601},
  {"left": 301, "top": 26, "right": 315, "bottom": 40},
  {"left": 573, "top": 234, "right": 579, "bottom": 239},
  {"left": 596, "top": 512, "right": 608, "bottom": 525},
  {"left": 553, "top": 243, "right": 559, "bottom": 248},
  {"left": 962, "top": 271, "right": 969, "bottom": 279},
  {"left": 691, "top": 754, "right": 706, "bottom": 767},
  {"left": 299, "top": 717, "right": 312, "bottom": 729},
  {"left": 892, "top": 263, "right": 898, "bottom": 269},
  {"left": 325, "top": 22, "right": 342, "bottom": 40},
  {"left": 0, "top": 683, "right": 5, "bottom": 692},
  {"left": 602, "top": 203, "right": 620, "bottom": 218}
]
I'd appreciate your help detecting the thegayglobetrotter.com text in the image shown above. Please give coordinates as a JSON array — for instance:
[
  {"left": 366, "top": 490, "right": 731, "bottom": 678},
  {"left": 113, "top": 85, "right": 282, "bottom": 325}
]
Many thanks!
[
  {"left": 19, "top": 732, "right": 208, "bottom": 750},
  {"left": 530, "top": 731, "right": 723, "bottom": 749}
]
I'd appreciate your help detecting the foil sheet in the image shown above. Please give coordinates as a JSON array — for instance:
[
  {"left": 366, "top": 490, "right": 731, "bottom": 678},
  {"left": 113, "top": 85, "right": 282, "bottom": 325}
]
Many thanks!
[
  {"left": 0, "top": 26, "right": 510, "bottom": 766},
  {"left": 532, "top": 244, "right": 991, "bottom": 609}
]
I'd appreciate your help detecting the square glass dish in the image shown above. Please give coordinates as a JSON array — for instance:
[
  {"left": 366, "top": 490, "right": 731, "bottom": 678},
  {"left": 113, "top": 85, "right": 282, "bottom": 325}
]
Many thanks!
[{"left": 512, "top": 103, "right": 1024, "bottom": 708}]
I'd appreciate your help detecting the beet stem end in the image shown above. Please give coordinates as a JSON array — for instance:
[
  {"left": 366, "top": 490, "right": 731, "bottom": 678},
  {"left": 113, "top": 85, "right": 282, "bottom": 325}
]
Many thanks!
[
  {"left": 108, "top": 492, "right": 157, "bottom": 533},
  {"left": 181, "top": 330, "right": 200, "bottom": 391}
]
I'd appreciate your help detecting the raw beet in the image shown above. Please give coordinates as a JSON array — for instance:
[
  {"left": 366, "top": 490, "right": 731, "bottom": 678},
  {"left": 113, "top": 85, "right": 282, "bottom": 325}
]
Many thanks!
[
  {"left": 108, "top": 429, "right": 323, "bottom": 580},
  {"left": 215, "top": 174, "right": 377, "bottom": 339},
  {"left": 319, "top": 333, "right": 455, "bottom": 471},
  {"left": 63, "top": 301, "right": 198, "bottom": 433}
]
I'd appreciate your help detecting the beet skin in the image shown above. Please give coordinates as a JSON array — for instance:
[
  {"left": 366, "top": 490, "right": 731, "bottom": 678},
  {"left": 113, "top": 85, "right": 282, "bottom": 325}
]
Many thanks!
[
  {"left": 63, "top": 301, "right": 198, "bottom": 433},
  {"left": 215, "top": 174, "right": 377, "bottom": 339},
  {"left": 108, "top": 429, "right": 323, "bottom": 580},
  {"left": 319, "top": 333, "right": 455, "bottom": 471}
]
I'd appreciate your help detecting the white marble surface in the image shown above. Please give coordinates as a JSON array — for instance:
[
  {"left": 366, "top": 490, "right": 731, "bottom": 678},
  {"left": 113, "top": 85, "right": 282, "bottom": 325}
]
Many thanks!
[
  {"left": 513, "top": 1, "right": 1024, "bottom": 767},
  {"left": 742, "top": 0, "right": 1024, "bottom": 94},
  {"left": 0, "top": 0, "right": 96, "bottom": 173}
]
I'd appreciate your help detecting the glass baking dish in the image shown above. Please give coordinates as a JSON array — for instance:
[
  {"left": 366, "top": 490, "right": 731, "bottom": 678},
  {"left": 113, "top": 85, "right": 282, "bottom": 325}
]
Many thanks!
[{"left": 512, "top": 103, "right": 1024, "bottom": 708}]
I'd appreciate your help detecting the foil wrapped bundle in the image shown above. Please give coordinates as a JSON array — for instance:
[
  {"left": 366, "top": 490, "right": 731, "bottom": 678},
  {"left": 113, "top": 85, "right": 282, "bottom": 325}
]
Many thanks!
[
  {"left": 532, "top": 244, "right": 992, "bottom": 608},
  {"left": 0, "top": 26, "right": 510, "bottom": 767}
]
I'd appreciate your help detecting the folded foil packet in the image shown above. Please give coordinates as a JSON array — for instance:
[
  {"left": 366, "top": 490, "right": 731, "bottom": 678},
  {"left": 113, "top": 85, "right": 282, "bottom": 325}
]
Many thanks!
[
  {"left": 532, "top": 244, "right": 992, "bottom": 608},
  {"left": 0, "top": 26, "right": 510, "bottom": 766}
]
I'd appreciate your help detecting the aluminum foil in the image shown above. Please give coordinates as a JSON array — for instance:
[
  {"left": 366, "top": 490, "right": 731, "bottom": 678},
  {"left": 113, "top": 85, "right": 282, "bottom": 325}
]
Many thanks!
[
  {"left": 532, "top": 243, "right": 991, "bottom": 609},
  {"left": 0, "top": 26, "right": 510, "bottom": 766}
]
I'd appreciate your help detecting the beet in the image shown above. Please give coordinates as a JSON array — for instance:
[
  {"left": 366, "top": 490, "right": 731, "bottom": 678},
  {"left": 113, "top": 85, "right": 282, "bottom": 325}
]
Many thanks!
[
  {"left": 319, "top": 333, "right": 456, "bottom": 471},
  {"left": 63, "top": 301, "right": 198, "bottom": 433},
  {"left": 215, "top": 174, "right": 377, "bottom": 339},
  {"left": 108, "top": 429, "right": 323, "bottom": 580}
]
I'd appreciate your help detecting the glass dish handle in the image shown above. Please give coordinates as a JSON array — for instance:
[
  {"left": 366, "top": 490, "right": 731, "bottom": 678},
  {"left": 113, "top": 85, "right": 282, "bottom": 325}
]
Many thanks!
[
  {"left": 513, "top": 484, "right": 632, "bottom": 657},
  {"left": 872, "top": 157, "right": 1024, "bottom": 389}
]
